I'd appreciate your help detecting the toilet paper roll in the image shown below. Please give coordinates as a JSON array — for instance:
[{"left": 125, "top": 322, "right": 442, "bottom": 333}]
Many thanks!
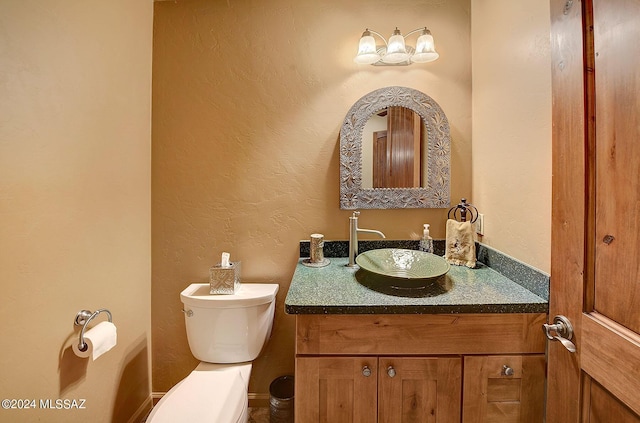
[{"left": 72, "top": 321, "right": 117, "bottom": 360}]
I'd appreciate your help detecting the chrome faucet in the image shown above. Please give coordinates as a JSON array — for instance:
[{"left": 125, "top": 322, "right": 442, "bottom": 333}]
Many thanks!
[{"left": 347, "top": 211, "right": 386, "bottom": 267}]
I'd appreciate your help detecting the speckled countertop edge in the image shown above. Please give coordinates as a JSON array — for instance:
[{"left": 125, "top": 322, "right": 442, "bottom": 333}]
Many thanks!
[
  {"left": 288, "top": 240, "right": 549, "bottom": 315},
  {"left": 475, "top": 243, "right": 549, "bottom": 300}
]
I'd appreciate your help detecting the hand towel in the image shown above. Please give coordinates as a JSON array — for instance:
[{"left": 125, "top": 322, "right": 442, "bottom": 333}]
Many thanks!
[{"left": 444, "top": 219, "right": 476, "bottom": 268}]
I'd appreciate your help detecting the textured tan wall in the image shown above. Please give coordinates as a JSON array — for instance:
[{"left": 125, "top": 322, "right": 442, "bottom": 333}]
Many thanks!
[
  {"left": 0, "top": 1, "right": 152, "bottom": 422},
  {"left": 152, "top": 0, "right": 472, "bottom": 396},
  {"left": 471, "top": 1, "right": 552, "bottom": 273}
]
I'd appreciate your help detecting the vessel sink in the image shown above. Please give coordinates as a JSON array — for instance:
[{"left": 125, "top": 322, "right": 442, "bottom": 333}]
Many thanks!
[
  {"left": 354, "top": 248, "right": 451, "bottom": 297},
  {"left": 356, "top": 248, "right": 450, "bottom": 281}
]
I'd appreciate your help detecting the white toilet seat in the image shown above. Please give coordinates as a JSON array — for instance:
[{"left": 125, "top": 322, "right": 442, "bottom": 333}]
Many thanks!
[{"left": 147, "top": 363, "right": 250, "bottom": 423}]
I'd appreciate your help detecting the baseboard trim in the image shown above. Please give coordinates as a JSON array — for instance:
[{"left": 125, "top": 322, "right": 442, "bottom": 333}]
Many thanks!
[
  {"left": 249, "top": 393, "right": 270, "bottom": 408},
  {"left": 129, "top": 396, "right": 153, "bottom": 423},
  {"left": 151, "top": 392, "right": 165, "bottom": 403}
]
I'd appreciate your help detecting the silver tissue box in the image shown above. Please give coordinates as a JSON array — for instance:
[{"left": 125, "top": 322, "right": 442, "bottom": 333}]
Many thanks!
[{"left": 209, "top": 261, "right": 241, "bottom": 295}]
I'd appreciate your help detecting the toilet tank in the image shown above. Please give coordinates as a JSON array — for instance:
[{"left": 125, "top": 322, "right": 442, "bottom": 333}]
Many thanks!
[{"left": 180, "top": 283, "right": 279, "bottom": 363}]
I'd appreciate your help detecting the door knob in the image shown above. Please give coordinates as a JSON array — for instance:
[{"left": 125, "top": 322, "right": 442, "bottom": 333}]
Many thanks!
[
  {"left": 543, "top": 315, "right": 577, "bottom": 353},
  {"left": 387, "top": 366, "right": 396, "bottom": 378},
  {"left": 362, "top": 365, "right": 372, "bottom": 377}
]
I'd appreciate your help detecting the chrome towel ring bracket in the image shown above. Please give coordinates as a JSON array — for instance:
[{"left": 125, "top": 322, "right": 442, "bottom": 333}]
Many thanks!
[
  {"left": 447, "top": 198, "right": 479, "bottom": 223},
  {"left": 74, "top": 309, "right": 113, "bottom": 352}
]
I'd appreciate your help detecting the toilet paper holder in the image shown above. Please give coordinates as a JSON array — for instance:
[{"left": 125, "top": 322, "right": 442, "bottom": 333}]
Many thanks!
[{"left": 74, "top": 309, "right": 113, "bottom": 352}]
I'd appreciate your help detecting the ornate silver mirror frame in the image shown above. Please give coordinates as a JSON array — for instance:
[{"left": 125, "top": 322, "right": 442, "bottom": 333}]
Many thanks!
[{"left": 339, "top": 86, "right": 451, "bottom": 209}]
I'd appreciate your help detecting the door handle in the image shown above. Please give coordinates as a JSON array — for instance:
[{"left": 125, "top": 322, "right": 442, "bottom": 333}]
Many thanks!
[{"left": 543, "top": 315, "right": 577, "bottom": 353}]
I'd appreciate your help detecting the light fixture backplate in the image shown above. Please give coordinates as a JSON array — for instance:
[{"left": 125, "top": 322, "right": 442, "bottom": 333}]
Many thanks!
[{"left": 371, "top": 46, "right": 416, "bottom": 66}]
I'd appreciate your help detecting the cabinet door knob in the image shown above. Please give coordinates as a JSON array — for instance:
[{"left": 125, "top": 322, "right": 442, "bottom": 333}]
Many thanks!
[
  {"left": 387, "top": 366, "right": 396, "bottom": 378},
  {"left": 362, "top": 365, "right": 372, "bottom": 377},
  {"left": 502, "top": 365, "right": 514, "bottom": 376}
]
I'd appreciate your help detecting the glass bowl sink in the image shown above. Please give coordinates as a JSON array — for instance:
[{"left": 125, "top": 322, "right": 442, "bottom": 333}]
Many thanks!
[{"left": 355, "top": 248, "right": 450, "bottom": 280}]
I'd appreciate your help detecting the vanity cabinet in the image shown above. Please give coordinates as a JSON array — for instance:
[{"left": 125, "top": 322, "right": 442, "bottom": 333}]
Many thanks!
[
  {"left": 297, "top": 356, "right": 461, "bottom": 423},
  {"left": 296, "top": 356, "right": 377, "bottom": 422},
  {"left": 379, "top": 357, "right": 462, "bottom": 423},
  {"left": 294, "top": 313, "right": 546, "bottom": 423},
  {"left": 462, "top": 355, "right": 545, "bottom": 423}
]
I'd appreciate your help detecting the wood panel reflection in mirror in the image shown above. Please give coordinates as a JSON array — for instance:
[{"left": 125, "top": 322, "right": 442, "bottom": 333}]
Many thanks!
[
  {"left": 364, "top": 106, "right": 423, "bottom": 189},
  {"left": 340, "top": 86, "right": 451, "bottom": 209}
]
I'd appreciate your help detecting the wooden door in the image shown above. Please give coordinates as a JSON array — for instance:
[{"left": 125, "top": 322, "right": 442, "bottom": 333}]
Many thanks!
[
  {"left": 548, "top": 0, "right": 640, "bottom": 422},
  {"left": 462, "top": 355, "right": 545, "bottom": 423},
  {"left": 373, "top": 130, "right": 387, "bottom": 188},
  {"left": 295, "top": 356, "right": 377, "bottom": 423},
  {"left": 372, "top": 107, "right": 421, "bottom": 188},
  {"left": 387, "top": 106, "right": 421, "bottom": 188},
  {"left": 386, "top": 106, "right": 421, "bottom": 188},
  {"left": 378, "top": 357, "right": 461, "bottom": 423}
]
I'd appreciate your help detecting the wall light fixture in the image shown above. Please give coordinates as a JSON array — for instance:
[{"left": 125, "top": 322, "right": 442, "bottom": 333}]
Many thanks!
[{"left": 354, "top": 27, "right": 439, "bottom": 66}]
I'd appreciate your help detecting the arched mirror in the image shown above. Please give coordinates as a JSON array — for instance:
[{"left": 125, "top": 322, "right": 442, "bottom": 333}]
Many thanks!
[{"left": 339, "top": 86, "right": 451, "bottom": 209}]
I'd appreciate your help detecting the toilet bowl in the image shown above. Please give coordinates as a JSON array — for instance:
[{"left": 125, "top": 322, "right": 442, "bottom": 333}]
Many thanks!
[
  {"left": 147, "top": 283, "right": 279, "bottom": 423},
  {"left": 146, "top": 363, "right": 250, "bottom": 423}
]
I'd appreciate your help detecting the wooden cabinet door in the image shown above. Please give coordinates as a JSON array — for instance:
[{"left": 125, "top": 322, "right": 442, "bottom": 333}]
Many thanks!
[
  {"left": 548, "top": 0, "right": 640, "bottom": 421},
  {"left": 378, "top": 357, "right": 462, "bottom": 423},
  {"left": 462, "top": 355, "right": 545, "bottom": 423},
  {"left": 295, "top": 356, "right": 377, "bottom": 423}
]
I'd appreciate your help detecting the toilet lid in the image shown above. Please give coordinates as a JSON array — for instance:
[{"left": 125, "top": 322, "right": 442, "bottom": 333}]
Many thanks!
[
  {"left": 181, "top": 283, "right": 279, "bottom": 309},
  {"left": 147, "top": 367, "right": 246, "bottom": 423}
]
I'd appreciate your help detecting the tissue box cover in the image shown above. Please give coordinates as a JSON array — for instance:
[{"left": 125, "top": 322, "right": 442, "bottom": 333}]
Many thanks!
[{"left": 209, "top": 261, "right": 241, "bottom": 294}]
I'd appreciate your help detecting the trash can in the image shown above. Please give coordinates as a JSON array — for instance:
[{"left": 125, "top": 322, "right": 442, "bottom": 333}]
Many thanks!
[{"left": 269, "top": 375, "right": 294, "bottom": 423}]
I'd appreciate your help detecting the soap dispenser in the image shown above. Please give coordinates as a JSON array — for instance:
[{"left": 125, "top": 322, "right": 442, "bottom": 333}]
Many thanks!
[{"left": 419, "top": 224, "right": 434, "bottom": 253}]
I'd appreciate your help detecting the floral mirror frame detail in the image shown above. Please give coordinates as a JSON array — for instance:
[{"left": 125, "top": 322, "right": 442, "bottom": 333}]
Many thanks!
[{"left": 339, "top": 86, "right": 451, "bottom": 209}]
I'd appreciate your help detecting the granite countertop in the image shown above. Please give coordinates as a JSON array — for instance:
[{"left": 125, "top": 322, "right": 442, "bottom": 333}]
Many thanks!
[{"left": 285, "top": 241, "right": 549, "bottom": 315}]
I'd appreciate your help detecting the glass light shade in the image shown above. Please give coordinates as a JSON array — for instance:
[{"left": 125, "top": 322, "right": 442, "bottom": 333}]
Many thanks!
[
  {"left": 383, "top": 33, "right": 409, "bottom": 63},
  {"left": 411, "top": 32, "right": 439, "bottom": 63},
  {"left": 354, "top": 34, "right": 381, "bottom": 64}
]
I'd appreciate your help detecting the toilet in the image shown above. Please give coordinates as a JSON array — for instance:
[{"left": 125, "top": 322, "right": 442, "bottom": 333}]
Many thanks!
[{"left": 147, "top": 282, "right": 279, "bottom": 423}]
